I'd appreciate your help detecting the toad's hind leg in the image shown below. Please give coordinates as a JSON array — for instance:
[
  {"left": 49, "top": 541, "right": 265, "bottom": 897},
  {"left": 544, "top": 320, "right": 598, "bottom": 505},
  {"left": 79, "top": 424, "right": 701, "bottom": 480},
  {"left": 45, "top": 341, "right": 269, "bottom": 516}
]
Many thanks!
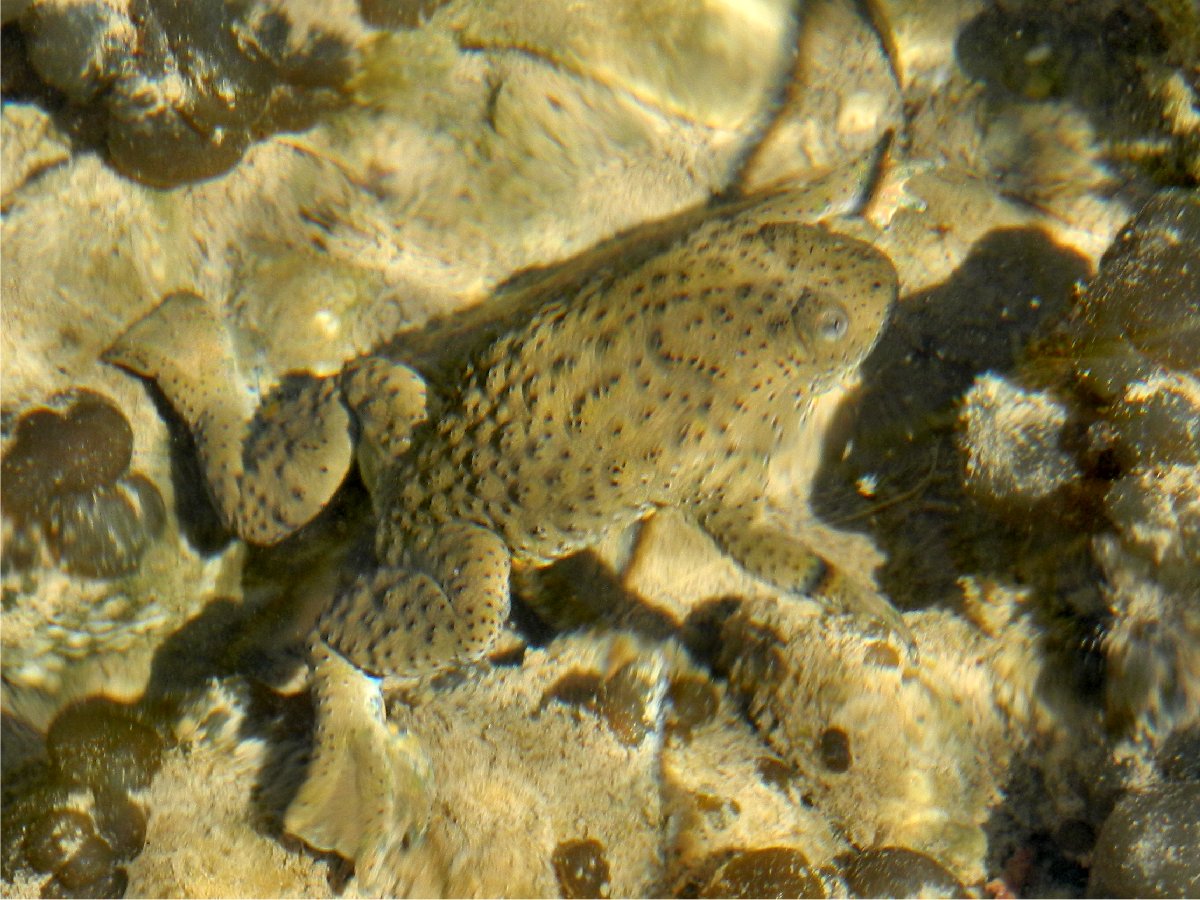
[
  {"left": 699, "top": 502, "right": 911, "bottom": 642},
  {"left": 104, "top": 291, "right": 354, "bottom": 545},
  {"left": 285, "top": 522, "right": 511, "bottom": 892},
  {"left": 317, "top": 521, "right": 511, "bottom": 675}
]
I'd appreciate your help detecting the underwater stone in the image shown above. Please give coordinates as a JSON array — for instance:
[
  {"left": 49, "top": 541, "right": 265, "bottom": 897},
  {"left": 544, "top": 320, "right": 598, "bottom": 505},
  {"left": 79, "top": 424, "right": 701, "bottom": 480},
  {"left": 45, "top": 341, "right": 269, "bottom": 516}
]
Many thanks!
[
  {"left": 1157, "top": 725, "right": 1200, "bottom": 783},
  {"left": 18, "top": 0, "right": 130, "bottom": 102},
  {"left": 1069, "top": 190, "right": 1200, "bottom": 399},
  {"left": 551, "top": 838, "right": 612, "bottom": 899},
  {"left": 24, "top": 809, "right": 94, "bottom": 874},
  {"left": 1107, "top": 372, "right": 1200, "bottom": 471},
  {"left": 357, "top": 0, "right": 450, "bottom": 29},
  {"left": 1, "top": 390, "right": 164, "bottom": 579},
  {"left": 960, "top": 373, "right": 1079, "bottom": 502},
  {"left": 862, "top": 640, "right": 901, "bottom": 669},
  {"left": 1056, "top": 818, "right": 1098, "bottom": 861},
  {"left": 1, "top": 391, "right": 133, "bottom": 519},
  {"left": 1100, "top": 544, "right": 1200, "bottom": 740},
  {"left": 601, "top": 660, "right": 658, "bottom": 747},
  {"left": 699, "top": 847, "right": 826, "bottom": 899},
  {"left": 818, "top": 727, "right": 852, "bottom": 773},
  {"left": 542, "top": 661, "right": 659, "bottom": 746},
  {"left": 842, "top": 846, "right": 967, "bottom": 899},
  {"left": 722, "top": 603, "right": 1012, "bottom": 884},
  {"left": 91, "top": 791, "right": 147, "bottom": 861},
  {"left": 665, "top": 674, "right": 719, "bottom": 738},
  {"left": 755, "top": 756, "right": 797, "bottom": 795},
  {"left": 543, "top": 669, "right": 605, "bottom": 717},
  {"left": 3, "top": 522, "right": 42, "bottom": 573},
  {"left": 1044, "top": 189, "right": 1200, "bottom": 741},
  {"left": 2, "top": 704, "right": 156, "bottom": 898},
  {"left": 1088, "top": 783, "right": 1200, "bottom": 898},
  {"left": 53, "top": 834, "right": 116, "bottom": 891},
  {"left": 41, "top": 865, "right": 128, "bottom": 899},
  {"left": 19, "top": 0, "right": 358, "bottom": 187},
  {"left": 1104, "top": 463, "right": 1200, "bottom": 566},
  {"left": 46, "top": 699, "right": 164, "bottom": 794},
  {"left": 1, "top": 768, "right": 73, "bottom": 881},
  {"left": 44, "top": 476, "right": 167, "bottom": 579}
]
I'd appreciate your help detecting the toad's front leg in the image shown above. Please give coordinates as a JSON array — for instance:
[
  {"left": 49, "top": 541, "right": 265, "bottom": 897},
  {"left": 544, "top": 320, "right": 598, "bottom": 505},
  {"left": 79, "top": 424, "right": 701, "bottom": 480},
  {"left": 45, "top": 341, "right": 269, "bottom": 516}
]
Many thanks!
[
  {"left": 284, "top": 521, "right": 512, "bottom": 892},
  {"left": 105, "top": 290, "right": 356, "bottom": 544},
  {"left": 697, "top": 500, "right": 910, "bottom": 641}
]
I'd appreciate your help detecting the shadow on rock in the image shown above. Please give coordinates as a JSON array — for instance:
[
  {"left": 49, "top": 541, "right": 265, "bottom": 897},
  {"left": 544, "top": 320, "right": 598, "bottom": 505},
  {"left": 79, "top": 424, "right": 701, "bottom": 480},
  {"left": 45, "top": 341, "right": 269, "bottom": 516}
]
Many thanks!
[{"left": 811, "top": 226, "right": 1097, "bottom": 618}]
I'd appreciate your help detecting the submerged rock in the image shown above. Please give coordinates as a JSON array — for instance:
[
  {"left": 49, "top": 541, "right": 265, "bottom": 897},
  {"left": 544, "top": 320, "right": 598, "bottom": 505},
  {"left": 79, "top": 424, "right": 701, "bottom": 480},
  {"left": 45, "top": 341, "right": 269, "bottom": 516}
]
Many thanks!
[
  {"left": 1089, "top": 783, "right": 1200, "bottom": 899},
  {"left": 960, "top": 373, "right": 1079, "bottom": 504},
  {"left": 1, "top": 390, "right": 167, "bottom": 580},
  {"left": 1, "top": 699, "right": 162, "bottom": 900},
  {"left": 952, "top": 191, "right": 1200, "bottom": 744},
  {"left": 1068, "top": 192, "right": 1200, "bottom": 742},
  {"left": 19, "top": 0, "right": 361, "bottom": 187},
  {"left": 842, "top": 846, "right": 967, "bottom": 899},
  {"left": 721, "top": 599, "right": 1029, "bottom": 885}
]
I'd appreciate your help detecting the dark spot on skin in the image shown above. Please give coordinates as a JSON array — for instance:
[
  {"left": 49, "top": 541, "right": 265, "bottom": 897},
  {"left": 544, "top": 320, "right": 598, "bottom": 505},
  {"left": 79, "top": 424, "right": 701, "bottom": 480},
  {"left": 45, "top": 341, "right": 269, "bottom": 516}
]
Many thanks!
[
  {"left": 818, "top": 727, "right": 852, "bottom": 773},
  {"left": 766, "top": 314, "right": 791, "bottom": 336}
]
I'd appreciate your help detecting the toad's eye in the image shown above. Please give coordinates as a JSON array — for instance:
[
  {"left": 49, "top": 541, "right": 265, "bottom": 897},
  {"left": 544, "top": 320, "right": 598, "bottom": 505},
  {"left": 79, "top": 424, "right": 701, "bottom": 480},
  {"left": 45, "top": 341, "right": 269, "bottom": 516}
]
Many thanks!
[{"left": 815, "top": 304, "right": 849, "bottom": 342}]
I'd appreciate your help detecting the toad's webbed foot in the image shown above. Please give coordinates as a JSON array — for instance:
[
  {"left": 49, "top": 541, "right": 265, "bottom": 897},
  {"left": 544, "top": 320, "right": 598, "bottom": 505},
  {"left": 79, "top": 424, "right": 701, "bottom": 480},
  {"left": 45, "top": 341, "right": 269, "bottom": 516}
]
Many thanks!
[
  {"left": 105, "top": 291, "right": 354, "bottom": 544},
  {"left": 287, "top": 521, "right": 511, "bottom": 883},
  {"left": 698, "top": 501, "right": 911, "bottom": 643},
  {"left": 283, "top": 642, "right": 434, "bottom": 893}
]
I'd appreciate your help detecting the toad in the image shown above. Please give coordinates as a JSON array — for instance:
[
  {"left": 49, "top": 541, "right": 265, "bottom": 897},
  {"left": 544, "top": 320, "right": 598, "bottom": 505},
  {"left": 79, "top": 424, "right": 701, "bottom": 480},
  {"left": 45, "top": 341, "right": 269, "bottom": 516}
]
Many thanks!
[{"left": 106, "top": 181, "right": 899, "bottom": 888}]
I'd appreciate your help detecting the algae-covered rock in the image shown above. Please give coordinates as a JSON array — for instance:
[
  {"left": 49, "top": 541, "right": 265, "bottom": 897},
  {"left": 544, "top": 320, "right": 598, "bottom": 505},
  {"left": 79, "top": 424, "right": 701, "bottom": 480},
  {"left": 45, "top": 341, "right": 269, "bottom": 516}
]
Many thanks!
[
  {"left": 20, "top": 0, "right": 362, "bottom": 187},
  {"left": 842, "top": 846, "right": 967, "bottom": 899},
  {"left": 960, "top": 374, "right": 1079, "bottom": 503},
  {"left": 1069, "top": 191, "right": 1200, "bottom": 400},
  {"left": 1089, "top": 783, "right": 1200, "bottom": 899},
  {"left": 1068, "top": 192, "right": 1200, "bottom": 742},
  {"left": 721, "top": 600, "right": 1025, "bottom": 885},
  {"left": 2, "top": 390, "right": 165, "bottom": 580}
]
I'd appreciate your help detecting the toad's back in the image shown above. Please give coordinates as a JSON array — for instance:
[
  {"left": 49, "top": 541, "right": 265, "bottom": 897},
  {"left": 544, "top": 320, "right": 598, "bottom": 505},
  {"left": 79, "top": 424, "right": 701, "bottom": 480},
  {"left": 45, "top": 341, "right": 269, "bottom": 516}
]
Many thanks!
[{"left": 383, "top": 216, "right": 896, "bottom": 566}]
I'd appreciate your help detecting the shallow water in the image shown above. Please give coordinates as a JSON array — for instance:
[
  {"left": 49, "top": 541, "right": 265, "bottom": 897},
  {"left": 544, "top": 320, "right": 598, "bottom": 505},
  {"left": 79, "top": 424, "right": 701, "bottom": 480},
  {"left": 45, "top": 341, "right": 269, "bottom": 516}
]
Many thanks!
[{"left": 3, "top": 1, "right": 1198, "bottom": 897}]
